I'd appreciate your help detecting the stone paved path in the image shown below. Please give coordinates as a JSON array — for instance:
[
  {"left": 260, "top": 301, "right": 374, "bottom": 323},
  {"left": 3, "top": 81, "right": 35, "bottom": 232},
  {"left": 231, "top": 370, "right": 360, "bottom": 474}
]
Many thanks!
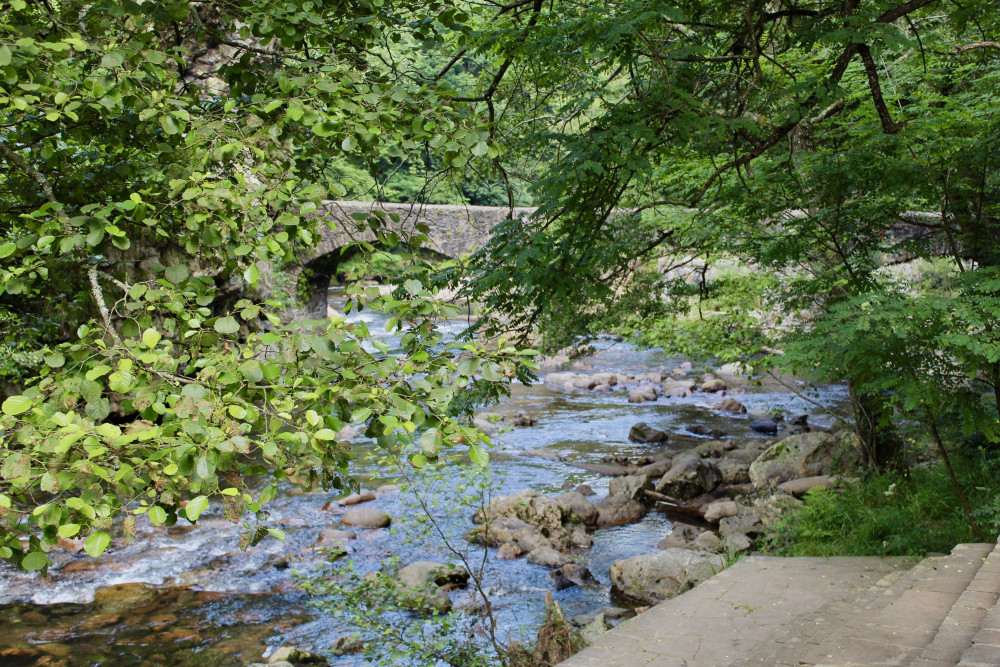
[{"left": 558, "top": 538, "right": 1000, "bottom": 666}]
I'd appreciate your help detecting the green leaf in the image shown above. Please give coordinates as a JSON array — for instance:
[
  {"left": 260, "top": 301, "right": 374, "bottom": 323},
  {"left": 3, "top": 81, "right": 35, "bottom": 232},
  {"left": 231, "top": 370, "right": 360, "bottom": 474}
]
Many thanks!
[
  {"left": 315, "top": 428, "right": 337, "bottom": 440},
  {"left": 84, "top": 531, "right": 111, "bottom": 557},
  {"left": 469, "top": 444, "right": 489, "bottom": 466},
  {"left": 147, "top": 506, "right": 167, "bottom": 525},
  {"left": 411, "top": 453, "right": 428, "bottom": 468},
  {"left": 0, "top": 243, "right": 15, "bottom": 259},
  {"left": 142, "top": 328, "right": 161, "bottom": 348},
  {"left": 185, "top": 495, "right": 209, "bottom": 521},
  {"left": 101, "top": 51, "right": 125, "bottom": 68},
  {"left": 214, "top": 316, "right": 240, "bottom": 334},
  {"left": 160, "top": 115, "right": 182, "bottom": 135},
  {"left": 58, "top": 523, "right": 82, "bottom": 538},
  {"left": 21, "top": 551, "right": 49, "bottom": 571},
  {"left": 2, "top": 395, "right": 32, "bottom": 416},
  {"left": 1, "top": 452, "right": 29, "bottom": 479}
]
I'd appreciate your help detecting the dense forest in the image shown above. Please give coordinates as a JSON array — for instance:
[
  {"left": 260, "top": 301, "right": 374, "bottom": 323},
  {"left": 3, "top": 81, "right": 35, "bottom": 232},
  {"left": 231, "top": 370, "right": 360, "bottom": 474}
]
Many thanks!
[{"left": 1, "top": 0, "right": 999, "bottom": 664}]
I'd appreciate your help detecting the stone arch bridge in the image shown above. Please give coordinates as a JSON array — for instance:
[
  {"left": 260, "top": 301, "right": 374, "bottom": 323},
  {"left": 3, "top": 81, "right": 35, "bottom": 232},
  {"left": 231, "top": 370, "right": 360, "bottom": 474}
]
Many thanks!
[
  {"left": 294, "top": 200, "right": 534, "bottom": 316},
  {"left": 289, "top": 202, "right": 953, "bottom": 317}
]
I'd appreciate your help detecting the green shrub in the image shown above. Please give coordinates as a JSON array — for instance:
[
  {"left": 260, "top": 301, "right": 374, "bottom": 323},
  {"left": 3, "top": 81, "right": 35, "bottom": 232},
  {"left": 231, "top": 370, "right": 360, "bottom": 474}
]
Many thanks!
[{"left": 767, "top": 456, "right": 1000, "bottom": 558}]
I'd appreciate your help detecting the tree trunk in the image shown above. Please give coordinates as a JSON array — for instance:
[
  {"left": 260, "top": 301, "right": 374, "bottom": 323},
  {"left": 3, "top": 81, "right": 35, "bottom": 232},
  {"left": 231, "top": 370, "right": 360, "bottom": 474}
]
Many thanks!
[{"left": 847, "top": 377, "right": 906, "bottom": 471}]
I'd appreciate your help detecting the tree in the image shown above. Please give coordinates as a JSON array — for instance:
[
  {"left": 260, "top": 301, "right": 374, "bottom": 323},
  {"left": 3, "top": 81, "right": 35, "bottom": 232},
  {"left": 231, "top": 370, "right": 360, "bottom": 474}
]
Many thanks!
[
  {"left": 459, "top": 0, "right": 1000, "bottom": 469},
  {"left": 0, "top": 0, "right": 533, "bottom": 570}
]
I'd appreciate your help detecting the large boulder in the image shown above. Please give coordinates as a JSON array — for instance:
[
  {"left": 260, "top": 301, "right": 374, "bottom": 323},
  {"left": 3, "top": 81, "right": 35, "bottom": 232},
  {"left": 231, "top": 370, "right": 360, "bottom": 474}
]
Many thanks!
[
  {"left": 610, "top": 549, "right": 723, "bottom": 605},
  {"left": 572, "top": 375, "right": 598, "bottom": 390},
  {"left": 656, "top": 523, "right": 704, "bottom": 550},
  {"left": 628, "top": 422, "right": 669, "bottom": 443},
  {"left": 703, "top": 500, "right": 738, "bottom": 524},
  {"left": 594, "top": 494, "right": 648, "bottom": 527},
  {"left": 554, "top": 491, "right": 599, "bottom": 526},
  {"left": 655, "top": 459, "right": 722, "bottom": 499},
  {"left": 608, "top": 474, "right": 653, "bottom": 501},
  {"left": 470, "top": 516, "right": 553, "bottom": 553},
  {"left": 396, "top": 561, "right": 469, "bottom": 614},
  {"left": 341, "top": 507, "right": 391, "bottom": 529},
  {"left": 749, "top": 431, "right": 839, "bottom": 487}
]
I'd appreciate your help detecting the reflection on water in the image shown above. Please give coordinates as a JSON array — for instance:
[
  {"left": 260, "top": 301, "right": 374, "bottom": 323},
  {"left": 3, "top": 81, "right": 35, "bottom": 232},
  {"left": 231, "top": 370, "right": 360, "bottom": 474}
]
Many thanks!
[{"left": 0, "top": 288, "right": 848, "bottom": 665}]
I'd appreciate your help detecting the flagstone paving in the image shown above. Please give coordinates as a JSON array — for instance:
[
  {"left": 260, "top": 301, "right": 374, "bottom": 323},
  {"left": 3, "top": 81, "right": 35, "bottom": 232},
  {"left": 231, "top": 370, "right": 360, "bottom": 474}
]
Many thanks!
[{"left": 558, "top": 538, "right": 1000, "bottom": 666}]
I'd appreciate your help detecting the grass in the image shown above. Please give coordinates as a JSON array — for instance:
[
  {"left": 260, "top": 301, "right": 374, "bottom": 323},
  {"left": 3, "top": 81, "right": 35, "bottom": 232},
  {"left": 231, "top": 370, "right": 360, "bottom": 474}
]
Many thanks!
[{"left": 766, "top": 453, "right": 1000, "bottom": 558}]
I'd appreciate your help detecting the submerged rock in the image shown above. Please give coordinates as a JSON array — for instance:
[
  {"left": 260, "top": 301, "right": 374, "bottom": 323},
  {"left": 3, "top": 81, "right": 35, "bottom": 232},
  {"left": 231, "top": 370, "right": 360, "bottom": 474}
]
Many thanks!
[
  {"left": 749, "top": 417, "right": 780, "bottom": 434},
  {"left": 714, "top": 397, "right": 747, "bottom": 413},
  {"left": 267, "top": 646, "right": 329, "bottom": 665},
  {"left": 527, "top": 546, "right": 571, "bottom": 568},
  {"left": 341, "top": 507, "right": 391, "bottom": 529}
]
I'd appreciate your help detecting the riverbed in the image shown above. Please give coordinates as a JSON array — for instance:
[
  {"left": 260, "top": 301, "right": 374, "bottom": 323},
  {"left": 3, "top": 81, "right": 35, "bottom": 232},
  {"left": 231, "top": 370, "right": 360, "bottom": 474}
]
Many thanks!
[{"left": 0, "top": 291, "right": 849, "bottom": 666}]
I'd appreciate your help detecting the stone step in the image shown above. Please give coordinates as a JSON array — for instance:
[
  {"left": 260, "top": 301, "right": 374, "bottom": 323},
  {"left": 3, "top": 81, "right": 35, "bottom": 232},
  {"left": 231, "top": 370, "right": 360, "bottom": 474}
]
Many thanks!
[
  {"left": 742, "top": 542, "right": 994, "bottom": 666},
  {"left": 557, "top": 555, "right": 913, "bottom": 667},
  {"left": 914, "top": 540, "right": 1000, "bottom": 666},
  {"left": 955, "top": 538, "right": 1000, "bottom": 667}
]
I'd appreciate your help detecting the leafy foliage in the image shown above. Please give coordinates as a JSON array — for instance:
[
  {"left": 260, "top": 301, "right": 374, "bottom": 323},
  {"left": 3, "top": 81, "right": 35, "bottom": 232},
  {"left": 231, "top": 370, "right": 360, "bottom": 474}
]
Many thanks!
[{"left": 0, "top": 0, "right": 534, "bottom": 570}]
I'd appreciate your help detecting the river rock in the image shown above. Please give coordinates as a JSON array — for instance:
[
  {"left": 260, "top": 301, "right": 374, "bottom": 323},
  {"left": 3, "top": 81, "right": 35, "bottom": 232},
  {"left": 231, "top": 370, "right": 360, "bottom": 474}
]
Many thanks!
[
  {"left": 657, "top": 523, "right": 704, "bottom": 550},
  {"left": 592, "top": 372, "right": 618, "bottom": 386},
  {"left": 341, "top": 507, "right": 391, "bottom": 529},
  {"left": 503, "top": 411, "right": 538, "bottom": 427},
  {"left": 661, "top": 379, "right": 697, "bottom": 398},
  {"left": 690, "top": 424, "right": 728, "bottom": 437},
  {"left": 330, "top": 636, "right": 363, "bottom": 655},
  {"left": 559, "top": 563, "right": 598, "bottom": 587},
  {"left": 574, "top": 484, "right": 596, "bottom": 496},
  {"left": 714, "top": 398, "right": 747, "bottom": 413},
  {"left": 777, "top": 475, "right": 835, "bottom": 497},
  {"left": 396, "top": 561, "right": 469, "bottom": 614},
  {"left": 473, "top": 490, "right": 574, "bottom": 548},
  {"left": 749, "top": 431, "right": 838, "bottom": 487},
  {"left": 608, "top": 474, "right": 653, "bottom": 501},
  {"left": 749, "top": 417, "right": 780, "bottom": 434},
  {"left": 579, "top": 613, "right": 611, "bottom": 644},
  {"left": 655, "top": 459, "right": 722, "bottom": 499},
  {"left": 376, "top": 484, "right": 400, "bottom": 495},
  {"left": 700, "top": 379, "right": 727, "bottom": 392},
  {"left": 724, "top": 532, "right": 753, "bottom": 553},
  {"left": 472, "top": 516, "right": 552, "bottom": 553},
  {"left": 339, "top": 490, "right": 375, "bottom": 505},
  {"left": 610, "top": 549, "right": 723, "bottom": 605},
  {"left": 317, "top": 529, "right": 357, "bottom": 544},
  {"left": 703, "top": 500, "right": 738, "bottom": 523},
  {"left": 527, "top": 546, "right": 571, "bottom": 568},
  {"left": 93, "top": 583, "right": 159, "bottom": 615},
  {"left": 628, "top": 422, "right": 669, "bottom": 443},
  {"left": 572, "top": 606, "right": 629, "bottom": 626},
  {"left": 554, "top": 491, "right": 599, "bottom": 526},
  {"left": 753, "top": 491, "right": 803, "bottom": 526},
  {"left": 593, "top": 383, "right": 613, "bottom": 392},
  {"left": 595, "top": 494, "right": 648, "bottom": 527},
  {"left": 545, "top": 372, "right": 578, "bottom": 385},
  {"left": 268, "top": 646, "right": 328, "bottom": 665},
  {"left": 719, "top": 510, "right": 765, "bottom": 541},
  {"left": 628, "top": 387, "right": 658, "bottom": 403},
  {"left": 573, "top": 375, "right": 598, "bottom": 390},
  {"left": 497, "top": 543, "right": 523, "bottom": 559},
  {"left": 693, "top": 531, "right": 723, "bottom": 552}
]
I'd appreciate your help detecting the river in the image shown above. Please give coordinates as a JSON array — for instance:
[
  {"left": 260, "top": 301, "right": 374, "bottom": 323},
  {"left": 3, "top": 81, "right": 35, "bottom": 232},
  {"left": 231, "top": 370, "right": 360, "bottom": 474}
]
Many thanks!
[{"left": 0, "top": 289, "right": 848, "bottom": 666}]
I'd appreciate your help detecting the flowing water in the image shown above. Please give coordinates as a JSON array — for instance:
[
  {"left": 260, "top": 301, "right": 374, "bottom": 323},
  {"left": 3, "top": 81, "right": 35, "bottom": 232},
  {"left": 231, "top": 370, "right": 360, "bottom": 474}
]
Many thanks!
[{"left": 0, "top": 290, "right": 849, "bottom": 666}]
